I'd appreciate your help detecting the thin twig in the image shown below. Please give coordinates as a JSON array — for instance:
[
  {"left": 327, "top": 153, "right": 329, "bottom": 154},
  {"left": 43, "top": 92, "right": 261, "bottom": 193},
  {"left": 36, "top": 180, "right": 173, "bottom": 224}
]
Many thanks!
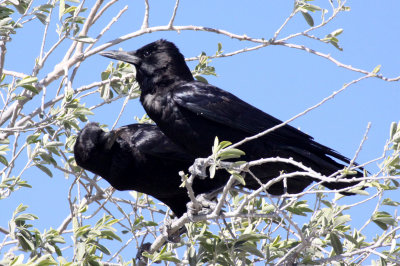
[
  {"left": 212, "top": 175, "right": 237, "bottom": 216},
  {"left": 349, "top": 122, "right": 371, "bottom": 169},
  {"left": 141, "top": 0, "right": 149, "bottom": 29},
  {"left": 93, "top": 0, "right": 119, "bottom": 24},
  {"left": 168, "top": 0, "right": 180, "bottom": 28},
  {"left": 75, "top": 0, "right": 103, "bottom": 55}
]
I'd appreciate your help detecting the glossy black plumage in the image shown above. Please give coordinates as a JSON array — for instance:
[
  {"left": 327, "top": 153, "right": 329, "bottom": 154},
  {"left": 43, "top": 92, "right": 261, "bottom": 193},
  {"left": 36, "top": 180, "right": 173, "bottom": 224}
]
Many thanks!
[
  {"left": 74, "top": 122, "right": 229, "bottom": 217},
  {"left": 100, "top": 39, "right": 363, "bottom": 195}
]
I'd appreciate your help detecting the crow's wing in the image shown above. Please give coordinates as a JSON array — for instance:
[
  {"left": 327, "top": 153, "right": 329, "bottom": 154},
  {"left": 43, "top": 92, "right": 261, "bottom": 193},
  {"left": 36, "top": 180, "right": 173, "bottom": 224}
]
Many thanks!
[
  {"left": 121, "top": 124, "right": 194, "bottom": 162},
  {"left": 173, "top": 81, "right": 351, "bottom": 163}
]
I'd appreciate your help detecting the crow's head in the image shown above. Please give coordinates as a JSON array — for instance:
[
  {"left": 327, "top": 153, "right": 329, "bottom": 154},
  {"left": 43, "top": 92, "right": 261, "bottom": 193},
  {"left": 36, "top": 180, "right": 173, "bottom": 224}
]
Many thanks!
[
  {"left": 74, "top": 122, "right": 122, "bottom": 169},
  {"left": 100, "top": 39, "right": 194, "bottom": 91}
]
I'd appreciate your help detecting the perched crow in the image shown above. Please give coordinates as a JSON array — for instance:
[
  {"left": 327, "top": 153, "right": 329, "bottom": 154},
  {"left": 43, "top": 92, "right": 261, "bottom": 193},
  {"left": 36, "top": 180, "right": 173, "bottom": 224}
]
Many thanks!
[
  {"left": 100, "top": 39, "right": 363, "bottom": 195},
  {"left": 74, "top": 122, "right": 230, "bottom": 217}
]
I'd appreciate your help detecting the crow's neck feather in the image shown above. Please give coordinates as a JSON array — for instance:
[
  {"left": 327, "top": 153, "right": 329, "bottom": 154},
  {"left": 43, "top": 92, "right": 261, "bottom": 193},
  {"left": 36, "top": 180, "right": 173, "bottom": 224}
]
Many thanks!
[{"left": 138, "top": 67, "right": 193, "bottom": 95}]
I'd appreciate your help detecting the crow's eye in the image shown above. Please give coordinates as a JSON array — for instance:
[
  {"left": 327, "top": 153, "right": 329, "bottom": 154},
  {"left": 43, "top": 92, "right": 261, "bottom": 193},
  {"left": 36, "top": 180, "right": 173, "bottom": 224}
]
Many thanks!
[{"left": 143, "top": 50, "right": 152, "bottom": 57}]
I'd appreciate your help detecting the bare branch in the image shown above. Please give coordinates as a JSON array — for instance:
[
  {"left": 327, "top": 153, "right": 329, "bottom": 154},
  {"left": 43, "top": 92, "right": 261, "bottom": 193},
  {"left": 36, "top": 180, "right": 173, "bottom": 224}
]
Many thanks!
[
  {"left": 168, "top": 0, "right": 180, "bottom": 28},
  {"left": 75, "top": 0, "right": 104, "bottom": 54},
  {"left": 141, "top": 0, "right": 149, "bottom": 29},
  {"left": 349, "top": 122, "right": 371, "bottom": 169},
  {"left": 2, "top": 70, "right": 28, "bottom": 79},
  {"left": 93, "top": 0, "right": 119, "bottom": 24},
  {"left": 212, "top": 175, "right": 237, "bottom": 216},
  {"left": 0, "top": 41, "right": 6, "bottom": 79}
]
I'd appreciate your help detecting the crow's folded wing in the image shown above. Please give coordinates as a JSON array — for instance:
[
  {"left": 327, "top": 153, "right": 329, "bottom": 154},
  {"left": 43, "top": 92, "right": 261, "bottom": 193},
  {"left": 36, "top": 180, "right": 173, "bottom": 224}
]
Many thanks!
[
  {"left": 121, "top": 124, "right": 195, "bottom": 162},
  {"left": 173, "top": 81, "right": 351, "bottom": 163}
]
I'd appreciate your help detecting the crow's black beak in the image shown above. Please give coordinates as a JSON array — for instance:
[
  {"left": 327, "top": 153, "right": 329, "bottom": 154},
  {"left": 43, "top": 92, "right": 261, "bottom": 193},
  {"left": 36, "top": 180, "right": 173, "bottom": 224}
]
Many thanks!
[
  {"left": 102, "top": 127, "right": 126, "bottom": 150},
  {"left": 100, "top": 50, "right": 141, "bottom": 66}
]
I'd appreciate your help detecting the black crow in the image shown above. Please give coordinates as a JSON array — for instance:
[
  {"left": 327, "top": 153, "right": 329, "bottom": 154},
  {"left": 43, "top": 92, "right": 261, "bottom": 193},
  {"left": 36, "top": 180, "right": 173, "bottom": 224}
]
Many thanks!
[
  {"left": 74, "top": 122, "right": 230, "bottom": 217},
  {"left": 100, "top": 39, "right": 363, "bottom": 195}
]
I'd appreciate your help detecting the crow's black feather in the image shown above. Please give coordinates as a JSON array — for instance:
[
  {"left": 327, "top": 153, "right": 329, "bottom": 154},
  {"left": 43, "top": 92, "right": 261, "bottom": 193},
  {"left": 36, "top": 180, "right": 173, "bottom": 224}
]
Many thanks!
[
  {"left": 100, "top": 39, "right": 363, "bottom": 196},
  {"left": 74, "top": 122, "right": 229, "bottom": 217}
]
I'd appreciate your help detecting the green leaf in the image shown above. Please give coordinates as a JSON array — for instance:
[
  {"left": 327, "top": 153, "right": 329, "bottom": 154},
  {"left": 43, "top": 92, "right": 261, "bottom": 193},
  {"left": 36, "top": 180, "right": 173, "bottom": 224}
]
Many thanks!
[
  {"left": 333, "top": 215, "right": 351, "bottom": 228},
  {"left": 341, "top": 6, "right": 351, "bottom": 11},
  {"left": 88, "top": 259, "right": 101, "bottom": 266},
  {"left": 15, "top": 213, "right": 38, "bottom": 222},
  {"left": 143, "top": 221, "right": 158, "bottom": 227},
  {"left": 15, "top": 204, "right": 28, "bottom": 214},
  {"left": 330, "top": 233, "right": 343, "bottom": 255},
  {"left": 36, "top": 4, "right": 55, "bottom": 12},
  {"left": 262, "top": 204, "right": 275, "bottom": 213},
  {"left": 0, "top": 138, "right": 10, "bottom": 144},
  {"left": 94, "top": 242, "right": 111, "bottom": 255},
  {"left": 372, "top": 65, "right": 381, "bottom": 74},
  {"left": 238, "top": 243, "right": 265, "bottom": 258},
  {"left": 327, "top": 39, "right": 343, "bottom": 51},
  {"left": 347, "top": 188, "right": 369, "bottom": 196},
  {"left": 13, "top": 95, "right": 28, "bottom": 101},
  {"left": 301, "top": 11, "right": 314, "bottom": 27},
  {"left": 74, "top": 107, "right": 94, "bottom": 116},
  {"left": 209, "top": 164, "right": 216, "bottom": 179},
  {"left": 101, "top": 69, "right": 110, "bottom": 81},
  {"left": 187, "top": 245, "right": 197, "bottom": 265},
  {"left": 271, "top": 235, "right": 281, "bottom": 247},
  {"left": 59, "top": 0, "right": 65, "bottom": 20},
  {"left": 228, "top": 170, "right": 246, "bottom": 185},
  {"left": 35, "top": 12, "right": 48, "bottom": 25},
  {"left": 300, "top": 3, "right": 322, "bottom": 12},
  {"left": 0, "top": 6, "right": 14, "bottom": 18},
  {"left": 63, "top": 6, "right": 77, "bottom": 15},
  {"left": 212, "top": 136, "right": 219, "bottom": 154},
  {"left": 78, "top": 204, "right": 88, "bottom": 213},
  {"left": 10, "top": 1, "right": 29, "bottom": 14},
  {"left": 39, "top": 153, "right": 57, "bottom": 166},
  {"left": 343, "top": 234, "right": 359, "bottom": 247},
  {"left": 194, "top": 75, "right": 208, "bottom": 84},
  {"left": 0, "top": 17, "right": 12, "bottom": 27},
  {"left": 219, "top": 140, "right": 233, "bottom": 150},
  {"left": 331, "top": 28, "right": 344, "bottom": 37},
  {"left": 217, "top": 42, "right": 223, "bottom": 54},
  {"left": 389, "top": 122, "right": 397, "bottom": 141},
  {"left": 0, "top": 155, "right": 8, "bottom": 166},
  {"left": 74, "top": 36, "right": 96, "bottom": 44},
  {"left": 17, "top": 233, "right": 35, "bottom": 251},
  {"left": 35, "top": 255, "right": 58, "bottom": 266},
  {"left": 382, "top": 198, "right": 400, "bottom": 206},
  {"left": 17, "top": 76, "right": 38, "bottom": 87},
  {"left": 27, "top": 133, "right": 41, "bottom": 144},
  {"left": 101, "top": 230, "right": 122, "bottom": 242},
  {"left": 100, "top": 83, "right": 112, "bottom": 99},
  {"left": 45, "top": 141, "right": 64, "bottom": 147},
  {"left": 237, "top": 233, "right": 268, "bottom": 242},
  {"left": 75, "top": 225, "right": 90, "bottom": 238},
  {"left": 35, "top": 164, "right": 53, "bottom": 177},
  {"left": 372, "top": 212, "right": 397, "bottom": 230},
  {"left": 286, "top": 201, "right": 313, "bottom": 216},
  {"left": 321, "top": 200, "right": 332, "bottom": 208},
  {"left": 156, "top": 251, "right": 181, "bottom": 263},
  {"left": 218, "top": 148, "right": 245, "bottom": 160},
  {"left": 18, "top": 182, "right": 32, "bottom": 188}
]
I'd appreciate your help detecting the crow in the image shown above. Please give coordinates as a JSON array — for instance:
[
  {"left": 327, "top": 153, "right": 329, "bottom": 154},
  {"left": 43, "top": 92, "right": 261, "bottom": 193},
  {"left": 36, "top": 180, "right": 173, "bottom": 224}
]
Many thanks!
[
  {"left": 74, "top": 122, "right": 230, "bottom": 217},
  {"left": 100, "top": 39, "right": 363, "bottom": 195}
]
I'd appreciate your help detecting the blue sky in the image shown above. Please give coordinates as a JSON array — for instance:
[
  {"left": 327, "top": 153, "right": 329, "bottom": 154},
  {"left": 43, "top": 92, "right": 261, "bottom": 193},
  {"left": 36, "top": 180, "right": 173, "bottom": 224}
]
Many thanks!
[{"left": 1, "top": 0, "right": 399, "bottom": 262}]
